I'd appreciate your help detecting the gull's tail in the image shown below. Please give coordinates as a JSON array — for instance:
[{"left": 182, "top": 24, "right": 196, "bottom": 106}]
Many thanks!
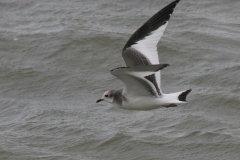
[{"left": 163, "top": 89, "right": 192, "bottom": 105}]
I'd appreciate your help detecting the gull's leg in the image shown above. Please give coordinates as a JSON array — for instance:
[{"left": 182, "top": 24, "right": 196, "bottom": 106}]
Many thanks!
[{"left": 165, "top": 104, "right": 177, "bottom": 108}]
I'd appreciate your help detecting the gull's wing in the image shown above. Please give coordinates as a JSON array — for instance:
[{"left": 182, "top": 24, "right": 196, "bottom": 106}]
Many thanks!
[
  {"left": 110, "top": 64, "right": 169, "bottom": 97},
  {"left": 122, "top": 0, "right": 180, "bottom": 96},
  {"left": 122, "top": 0, "right": 180, "bottom": 63}
]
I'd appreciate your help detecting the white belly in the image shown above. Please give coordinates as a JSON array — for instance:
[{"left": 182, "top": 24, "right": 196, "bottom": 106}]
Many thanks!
[
  {"left": 118, "top": 94, "right": 186, "bottom": 110},
  {"left": 120, "top": 96, "right": 166, "bottom": 110}
]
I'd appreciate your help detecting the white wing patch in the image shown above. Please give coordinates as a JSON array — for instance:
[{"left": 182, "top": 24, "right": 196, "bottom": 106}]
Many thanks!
[
  {"left": 130, "top": 22, "right": 168, "bottom": 65},
  {"left": 130, "top": 22, "right": 168, "bottom": 92}
]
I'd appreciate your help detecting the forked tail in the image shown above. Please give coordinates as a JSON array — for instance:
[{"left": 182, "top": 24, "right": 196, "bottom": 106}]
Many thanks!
[{"left": 178, "top": 89, "right": 192, "bottom": 102}]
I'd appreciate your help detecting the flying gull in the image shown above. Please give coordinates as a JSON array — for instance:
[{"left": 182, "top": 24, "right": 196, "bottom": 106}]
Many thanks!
[{"left": 96, "top": 0, "right": 191, "bottom": 110}]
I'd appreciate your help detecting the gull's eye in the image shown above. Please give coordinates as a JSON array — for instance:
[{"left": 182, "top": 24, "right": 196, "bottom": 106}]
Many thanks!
[{"left": 105, "top": 95, "right": 108, "bottom": 97}]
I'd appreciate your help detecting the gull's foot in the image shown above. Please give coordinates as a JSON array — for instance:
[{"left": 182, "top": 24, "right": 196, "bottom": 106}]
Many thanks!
[{"left": 165, "top": 104, "right": 177, "bottom": 108}]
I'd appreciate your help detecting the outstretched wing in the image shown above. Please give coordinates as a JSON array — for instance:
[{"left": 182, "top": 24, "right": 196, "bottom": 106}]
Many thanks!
[
  {"left": 110, "top": 64, "right": 169, "bottom": 97},
  {"left": 122, "top": 0, "right": 180, "bottom": 95}
]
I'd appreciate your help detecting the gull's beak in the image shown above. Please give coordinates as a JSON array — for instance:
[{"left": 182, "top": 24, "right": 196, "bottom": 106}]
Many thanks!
[{"left": 96, "top": 98, "right": 103, "bottom": 103}]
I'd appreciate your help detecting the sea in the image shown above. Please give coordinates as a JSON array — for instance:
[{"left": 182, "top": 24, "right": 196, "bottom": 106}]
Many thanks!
[{"left": 0, "top": 0, "right": 240, "bottom": 159}]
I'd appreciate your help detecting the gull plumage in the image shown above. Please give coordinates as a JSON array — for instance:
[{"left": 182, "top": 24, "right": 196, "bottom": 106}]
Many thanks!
[{"left": 96, "top": 0, "right": 191, "bottom": 110}]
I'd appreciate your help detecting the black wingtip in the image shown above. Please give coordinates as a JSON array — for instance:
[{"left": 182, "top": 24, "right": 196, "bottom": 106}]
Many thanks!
[
  {"left": 163, "top": 64, "right": 170, "bottom": 69},
  {"left": 178, "top": 89, "right": 192, "bottom": 102},
  {"left": 110, "top": 67, "right": 128, "bottom": 72},
  {"left": 111, "top": 64, "right": 169, "bottom": 73},
  {"left": 156, "top": 64, "right": 170, "bottom": 71},
  {"left": 172, "top": 0, "right": 180, "bottom": 5},
  {"left": 122, "top": 0, "right": 181, "bottom": 51}
]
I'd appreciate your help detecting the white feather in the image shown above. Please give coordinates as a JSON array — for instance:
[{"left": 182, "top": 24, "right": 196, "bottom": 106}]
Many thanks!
[
  {"left": 130, "top": 22, "right": 168, "bottom": 64},
  {"left": 130, "top": 22, "right": 169, "bottom": 91}
]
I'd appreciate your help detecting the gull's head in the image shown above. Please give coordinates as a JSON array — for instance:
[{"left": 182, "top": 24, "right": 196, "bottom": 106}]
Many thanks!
[{"left": 96, "top": 90, "right": 114, "bottom": 104}]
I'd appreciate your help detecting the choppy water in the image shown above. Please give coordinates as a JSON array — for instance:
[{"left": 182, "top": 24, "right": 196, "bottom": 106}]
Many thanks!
[{"left": 0, "top": 0, "right": 240, "bottom": 159}]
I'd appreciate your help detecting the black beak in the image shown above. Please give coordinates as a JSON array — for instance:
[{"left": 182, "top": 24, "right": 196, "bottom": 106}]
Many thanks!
[{"left": 96, "top": 99, "right": 103, "bottom": 103}]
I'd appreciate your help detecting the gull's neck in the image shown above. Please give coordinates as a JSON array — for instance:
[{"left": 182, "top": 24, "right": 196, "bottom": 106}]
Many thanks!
[{"left": 112, "top": 89, "right": 126, "bottom": 106}]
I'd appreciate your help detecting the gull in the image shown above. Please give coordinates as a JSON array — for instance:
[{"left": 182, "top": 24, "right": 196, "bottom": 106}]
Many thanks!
[{"left": 96, "top": 0, "right": 191, "bottom": 110}]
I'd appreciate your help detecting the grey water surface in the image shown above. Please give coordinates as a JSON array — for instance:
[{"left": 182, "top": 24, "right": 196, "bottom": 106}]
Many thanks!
[{"left": 0, "top": 0, "right": 240, "bottom": 159}]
